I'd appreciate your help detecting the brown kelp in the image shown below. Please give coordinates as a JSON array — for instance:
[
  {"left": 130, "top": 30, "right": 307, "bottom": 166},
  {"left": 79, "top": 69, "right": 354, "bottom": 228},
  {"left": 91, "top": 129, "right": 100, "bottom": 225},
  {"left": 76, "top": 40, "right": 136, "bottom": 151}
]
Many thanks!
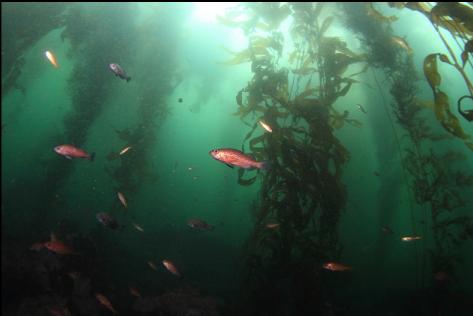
[
  {"left": 398, "top": 3, "right": 473, "bottom": 147},
  {"left": 341, "top": 2, "right": 473, "bottom": 295},
  {"left": 219, "top": 3, "right": 365, "bottom": 313}
]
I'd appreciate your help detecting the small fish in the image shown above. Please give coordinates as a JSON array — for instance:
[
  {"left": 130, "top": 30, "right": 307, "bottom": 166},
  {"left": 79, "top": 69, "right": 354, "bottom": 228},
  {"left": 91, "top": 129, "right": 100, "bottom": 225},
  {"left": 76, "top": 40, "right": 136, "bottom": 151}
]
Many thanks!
[
  {"left": 54, "top": 144, "right": 95, "bottom": 161},
  {"left": 187, "top": 218, "right": 214, "bottom": 231},
  {"left": 119, "top": 146, "right": 132, "bottom": 156},
  {"left": 29, "top": 242, "right": 45, "bottom": 251},
  {"left": 357, "top": 104, "right": 367, "bottom": 114},
  {"left": 48, "top": 307, "right": 71, "bottom": 316},
  {"left": 45, "top": 50, "right": 59, "bottom": 68},
  {"left": 392, "top": 36, "right": 413, "bottom": 53},
  {"left": 117, "top": 192, "right": 127, "bottom": 208},
  {"left": 401, "top": 236, "right": 422, "bottom": 242},
  {"left": 44, "top": 233, "right": 80, "bottom": 255},
  {"left": 68, "top": 271, "right": 80, "bottom": 280},
  {"left": 381, "top": 226, "right": 393, "bottom": 234},
  {"left": 434, "top": 271, "right": 453, "bottom": 282},
  {"left": 96, "top": 212, "right": 119, "bottom": 230},
  {"left": 373, "top": 171, "right": 380, "bottom": 177},
  {"left": 148, "top": 261, "right": 158, "bottom": 271},
  {"left": 266, "top": 223, "right": 280, "bottom": 229},
  {"left": 129, "top": 287, "right": 141, "bottom": 298},
  {"left": 109, "top": 63, "right": 131, "bottom": 82},
  {"left": 209, "top": 148, "right": 269, "bottom": 170},
  {"left": 178, "top": 98, "right": 183, "bottom": 103},
  {"left": 162, "top": 259, "right": 181, "bottom": 277},
  {"left": 259, "top": 120, "right": 273, "bottom": 133},
  {"left": 322, "top": 262, "right": 352, "bottom": 272},
  {"left": 95, "top": 293, "right": 118, "bottom": 314},
  {"left": 132, "top": 222, "right": 144, "bottom": 232}
]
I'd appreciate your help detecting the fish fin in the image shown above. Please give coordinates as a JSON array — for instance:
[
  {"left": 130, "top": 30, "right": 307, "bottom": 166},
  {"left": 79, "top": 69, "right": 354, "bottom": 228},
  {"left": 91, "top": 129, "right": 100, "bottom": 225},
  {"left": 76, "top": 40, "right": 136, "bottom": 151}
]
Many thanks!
[
  {"left": 89, "top": 152, "right": 95, "bottom": 162},
  {"left": 225, "top": 163, "right": 234, "bottom": 169},
  {"left": 65, "top": 155, "right": 72, "bottom": 160},
  {"left": 259, "top": 161, "right": 270, "bottom": 170},
  {"left": 126, "top": 77, "right": 131, "bottom": 82}
]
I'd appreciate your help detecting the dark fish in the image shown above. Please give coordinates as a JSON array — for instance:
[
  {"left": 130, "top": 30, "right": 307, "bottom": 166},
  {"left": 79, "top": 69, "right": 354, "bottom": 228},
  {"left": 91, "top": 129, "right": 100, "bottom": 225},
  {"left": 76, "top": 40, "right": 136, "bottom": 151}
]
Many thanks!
[
  {"left": 187, "top": 218, "right": 214, "bottom": 231},
  {"left": 381, "top": 226, "right": 393, "bottom": 234},
  {"left": 96, "top": 212, "right": 119, "bottom": 230},
  {"left": 109, "top": 63, "right": 131, "bottom": 82}
]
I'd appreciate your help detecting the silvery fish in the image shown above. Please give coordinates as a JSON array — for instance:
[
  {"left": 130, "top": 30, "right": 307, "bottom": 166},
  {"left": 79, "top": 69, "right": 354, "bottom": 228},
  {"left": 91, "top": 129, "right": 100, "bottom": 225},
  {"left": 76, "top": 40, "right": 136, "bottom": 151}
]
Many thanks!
[
  {"left": 109, "top": 63, "right": 131, "bottom": 82},
  {"left": 96, "top": 212, "right": 119, "bottom": 230},
  {"left": 187, "top": 218, "right": 214, "bottom": 231}
]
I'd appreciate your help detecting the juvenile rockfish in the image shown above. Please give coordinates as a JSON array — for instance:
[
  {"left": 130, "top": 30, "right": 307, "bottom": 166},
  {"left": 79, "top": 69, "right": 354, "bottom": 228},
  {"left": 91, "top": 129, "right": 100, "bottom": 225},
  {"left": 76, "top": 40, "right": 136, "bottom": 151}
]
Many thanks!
[
  {"left": 209, "top": 148, "right": 269, "bottom": 170},
  {"left": 54, "top": 144, "right": 95, "bottom": 161}
]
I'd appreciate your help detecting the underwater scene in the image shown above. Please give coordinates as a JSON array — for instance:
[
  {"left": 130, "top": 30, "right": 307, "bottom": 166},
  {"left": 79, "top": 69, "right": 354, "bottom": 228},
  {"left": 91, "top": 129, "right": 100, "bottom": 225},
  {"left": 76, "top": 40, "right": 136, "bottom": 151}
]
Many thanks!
[{"left": 2, "top": 2, "right": 473, "bottom": 316}]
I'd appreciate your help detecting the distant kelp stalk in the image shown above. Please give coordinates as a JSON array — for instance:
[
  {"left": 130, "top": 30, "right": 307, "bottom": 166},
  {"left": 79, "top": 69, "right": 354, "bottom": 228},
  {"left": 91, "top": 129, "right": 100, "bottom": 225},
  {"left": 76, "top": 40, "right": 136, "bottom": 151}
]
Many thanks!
[
  {"left": 341, "top": 2, "right": 473, "bottom": 291},
  {"left": 219, "top": 3, "right": 367, "bottom": 314},
  {"left": 105, "top": 4, "right": 189, "bottom": 198}
]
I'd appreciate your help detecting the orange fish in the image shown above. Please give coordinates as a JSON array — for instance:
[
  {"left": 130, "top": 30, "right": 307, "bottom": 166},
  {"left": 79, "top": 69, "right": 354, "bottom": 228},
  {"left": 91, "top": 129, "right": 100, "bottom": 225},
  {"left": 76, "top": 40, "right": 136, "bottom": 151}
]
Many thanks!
[
  {"left": 162, "top": 259, "right": 181, "bottom": 277},
  {"left": 401, "top": 236, "right": 422, "bottom": 242},
  {"left": 43, "top": 233, "right": 79, "bottom": 255},
  {"left": 266, "top": 223, "right": 280, "bottom": 229},
  {"left": 258, "top": 120, "right": 273, "bottom": 133},
  {"left": 117, "top": 192, "right": 127, "bottom": 208},
  {"left": 148, "top": 261, "right": 158, "bottom": 271},
  {"left": 119, "top": 146, "right": 132, "bottom": 156},
  {"left": 209, "top": 148, "right": 269, "bottom": 170},
  {"left": 45, "top": 50, "right": 59, "bottom": 68},
  {"left": 129, "top": 287, "right": 141, "bottom": 297},
  {"left": 54, "top": 144, "right": 95, "bottom": 161},
  {"left": 322, "top": 262, "right": 352, "bottom": 271},
  {"left": 132, "top": 223, "right": 144, "bottom": 232},
  {"left": 95, "top": 293, "right": 118, "bottom": 314}
]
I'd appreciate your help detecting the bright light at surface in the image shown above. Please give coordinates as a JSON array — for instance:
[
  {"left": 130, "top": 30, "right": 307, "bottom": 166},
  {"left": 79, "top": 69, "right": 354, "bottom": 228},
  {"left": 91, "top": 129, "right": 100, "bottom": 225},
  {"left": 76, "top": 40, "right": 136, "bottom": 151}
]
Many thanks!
[{"left": 192, "top": 2, "right": 238, "bottom": 23}]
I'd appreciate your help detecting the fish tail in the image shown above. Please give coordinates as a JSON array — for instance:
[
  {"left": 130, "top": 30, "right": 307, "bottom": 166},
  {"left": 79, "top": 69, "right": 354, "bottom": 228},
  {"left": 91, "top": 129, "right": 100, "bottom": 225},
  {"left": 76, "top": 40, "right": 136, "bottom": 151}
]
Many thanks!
[
  {"left": 126, "top": 77, "right": 131, "bottom": 82},
  {"left": 259, "top": 161, "right": 270, "bottom": 170},
  {"left": 90, "top": 152, "right": 96, "bottom": 162}
]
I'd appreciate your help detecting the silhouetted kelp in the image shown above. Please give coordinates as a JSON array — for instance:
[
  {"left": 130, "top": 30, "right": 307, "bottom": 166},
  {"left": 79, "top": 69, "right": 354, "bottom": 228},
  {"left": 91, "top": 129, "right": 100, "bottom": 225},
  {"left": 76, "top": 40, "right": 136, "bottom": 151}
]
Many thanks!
[
  {"left": 28, "top": 4, "right": 138, "bottom": 227},
  {"left": 105, "top": 4, "right": 189, "bottom": 197},
  {"left": 1, "top": 3, "right": 69, "bottom": 98},
  {"left": 219, "top": 3, "right": 366, "bottom": 314},
  {"left": 341, "top": 1, "right": 473, "bottom": 297}
]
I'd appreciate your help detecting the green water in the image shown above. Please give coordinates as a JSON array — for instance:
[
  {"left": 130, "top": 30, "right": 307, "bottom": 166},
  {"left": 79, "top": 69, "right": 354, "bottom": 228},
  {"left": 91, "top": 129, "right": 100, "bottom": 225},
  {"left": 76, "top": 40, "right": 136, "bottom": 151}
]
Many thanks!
[{"left": 2, "top": 3, "right": 473, "bottom": 315}]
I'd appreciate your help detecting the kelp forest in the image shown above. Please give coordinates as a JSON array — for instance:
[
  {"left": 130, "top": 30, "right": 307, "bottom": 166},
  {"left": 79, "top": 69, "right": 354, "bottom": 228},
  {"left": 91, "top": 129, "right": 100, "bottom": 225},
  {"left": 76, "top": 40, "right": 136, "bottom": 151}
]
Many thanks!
[
  {"left": 2, "top": 2, "right": 473, "bottom": 316},
  {"left": 218, "top": 2, "right": 473, "bottom": 315}
]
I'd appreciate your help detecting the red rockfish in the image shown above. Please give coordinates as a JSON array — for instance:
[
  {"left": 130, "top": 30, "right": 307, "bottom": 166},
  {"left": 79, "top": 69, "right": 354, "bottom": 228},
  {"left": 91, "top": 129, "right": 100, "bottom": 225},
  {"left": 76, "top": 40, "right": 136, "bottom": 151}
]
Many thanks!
[
  {"left": 322, "top": 262, "right": 352, "bottom": 271},
  {"left": 44, "top": 235, "right": 80, "bottom": 255},
  {"left": 54, "top": 144, "right": 95, "bottom": 161},
  {"left": 209, "top": 148, "right": 269, "bottom": 170}
]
